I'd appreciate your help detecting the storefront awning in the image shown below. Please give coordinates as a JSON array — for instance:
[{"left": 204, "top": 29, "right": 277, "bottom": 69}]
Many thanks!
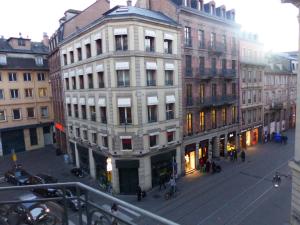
[
  {"left": 98, "top": 98, "right": 106, "bottom": 107},
  {"left": 118, "top": 98, "right": 131, "bottom": 107},
  {"left": 166, "top": 95, "right": 176, "bottom": 104},
  {"left": 147, "top": 96, "right": 158, "bottom": 105}
]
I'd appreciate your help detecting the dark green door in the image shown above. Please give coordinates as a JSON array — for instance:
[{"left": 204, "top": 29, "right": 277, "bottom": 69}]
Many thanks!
[
  {"left": 119, "top": 168, "right": 139, "bottom": 194},
  {"left": 2, "top": 130, "right": 25, "bottom": 155}
]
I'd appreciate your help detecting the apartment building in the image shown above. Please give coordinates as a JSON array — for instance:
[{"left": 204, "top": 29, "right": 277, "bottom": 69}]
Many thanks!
[
  {"left": 137, "top": 0, "right": 240, "bottom": 173},
  {"left": 263, "top": 53, "right": 296, "bottom": 140},
  {"left": 60, "top": 3, "right": 182, "bottom": 194},
  {"left": 239, "top": 32, "right": 265, "bottom": 148},
  {"left": 0, "top": 36, "right": 53, "bottom": 156}
]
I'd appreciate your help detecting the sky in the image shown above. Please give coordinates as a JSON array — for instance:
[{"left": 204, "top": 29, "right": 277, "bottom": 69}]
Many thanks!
[{"left": 0, "top": 0, "right": 298, "bottom": 52}]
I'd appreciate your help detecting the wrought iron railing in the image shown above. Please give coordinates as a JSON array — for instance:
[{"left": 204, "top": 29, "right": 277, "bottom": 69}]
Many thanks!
[{"left": 0, "top": 182, "right": 180, "bottom": 225}]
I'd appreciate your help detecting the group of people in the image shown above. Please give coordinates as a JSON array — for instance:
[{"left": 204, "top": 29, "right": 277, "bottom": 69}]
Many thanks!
[
  {"left": 229, "top": 149, "right": 246, "bottom": 162},
  {"left": 199, "top": 158, "right": 222, "bottom": 173}
]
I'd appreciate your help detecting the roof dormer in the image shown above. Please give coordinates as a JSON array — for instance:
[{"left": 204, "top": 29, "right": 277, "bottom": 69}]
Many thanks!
[
  {"left": 204, "top": 1, "right": 216, "bottom": 15},
  {"left": 226, "top": 9, "right": 235, "bottom": 21},
  {"left": 216, "top": 5, "right": 226, "bottom": 18}
]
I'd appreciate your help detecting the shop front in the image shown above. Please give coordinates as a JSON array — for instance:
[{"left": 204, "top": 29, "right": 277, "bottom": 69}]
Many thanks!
[
  {"left": 185, "top": 144, "right": 196, "bottom": 173},
  {"left": 240, "top": 127, "right": 260, "bottom": 148},
  {"left": 93, "top": 151, "right": 107, "bottom": 185},
  {"left": 77, "top": 144, "right": 90, "bottom": 174},
  {"left": 116, "top": 160, "right": 139, "bottom": 194},
  {"left": 199, "top": 140, "right": 209, "bottom": 161},
  {"left": 151, "top": 150, "right": 176, "bottom": 187},
  {"left": 227, "top": 132, "right": 236, "bottom": 153}
]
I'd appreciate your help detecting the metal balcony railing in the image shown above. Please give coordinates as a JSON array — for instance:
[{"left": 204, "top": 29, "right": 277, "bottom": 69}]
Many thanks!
[
  {"left": 207, "top": 41, "right": 226, "bottom": 54},
  {"left": 0, "top": 182, "right": 180, "bottom": 225},
  {"left": 240, "top": 56, "right": 267, "bottom": 66},
  {"left": 197, "top": 95, "right": 237, "bottom": 107}
]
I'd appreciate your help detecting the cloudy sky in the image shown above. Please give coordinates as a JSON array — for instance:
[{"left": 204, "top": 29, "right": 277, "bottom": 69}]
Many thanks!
[{"left": 0, "top": 0, "right": 298, "bottom": 52}]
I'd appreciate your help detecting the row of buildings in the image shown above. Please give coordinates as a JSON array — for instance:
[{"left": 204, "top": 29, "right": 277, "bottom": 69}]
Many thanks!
[{"left": 0, "top": 0, "right": 297, "bottom": 194}]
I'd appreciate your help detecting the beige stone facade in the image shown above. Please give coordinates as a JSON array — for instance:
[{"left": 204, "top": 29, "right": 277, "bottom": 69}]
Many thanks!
[
  {"left": 0, "top": 37, "right": 53, "bottom": 155},
  {"left": 61, "top": 5, "right": 182, "bottom": 194}
]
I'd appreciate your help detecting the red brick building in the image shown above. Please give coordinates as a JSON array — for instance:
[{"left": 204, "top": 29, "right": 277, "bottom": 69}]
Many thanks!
[{"left": 136, "top": 0, "right": 240, "bottom": 173}]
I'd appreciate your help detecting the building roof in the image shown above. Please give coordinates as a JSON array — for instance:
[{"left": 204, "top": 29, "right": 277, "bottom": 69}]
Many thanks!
[
  {"left": 0, "top": 39, "right": 49, "bottom": 55},
  {"left": 0, "top": 57, "right": 48, "bottom": 70},
  {"left": 104, "top": 6, "right": 178, "bottom": 26}
]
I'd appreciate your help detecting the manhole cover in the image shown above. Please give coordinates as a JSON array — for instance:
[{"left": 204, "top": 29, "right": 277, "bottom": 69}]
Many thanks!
[{"left": 152, "top": 194, "right": 161, "bottom": 199}]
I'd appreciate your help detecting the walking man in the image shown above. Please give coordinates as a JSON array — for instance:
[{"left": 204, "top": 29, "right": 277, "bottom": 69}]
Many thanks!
[{"left": 241, "top": 150, "right": 246, "bottom": 162}]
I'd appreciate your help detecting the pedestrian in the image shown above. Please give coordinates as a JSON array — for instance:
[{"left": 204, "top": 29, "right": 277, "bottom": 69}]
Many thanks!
[
  {"left": 229, "top": 151, "right": 233, "bottom": 161},
  {"left": 199, "top": 158, "right": 204, "bottom": 171},
  {"left": 159, "top": 174, "right": 166, "bottom": 190},
  {"left": 169, "top": 176, "right": 176, "bottom": 195},
  {"left": 233, "top": 150, "right": 238, "bottom": 161},
  {"left": 111, "top": 203, "right": 118, "bottom": 225},
  {"left": 206, "top": 160, "right": 211, "bottom": 173},
  {"left": 241, "top": 150, "right": 246, "bottom": 162},
  {"left": 136, "top": 185, "right": 142, "bottom": 201}
]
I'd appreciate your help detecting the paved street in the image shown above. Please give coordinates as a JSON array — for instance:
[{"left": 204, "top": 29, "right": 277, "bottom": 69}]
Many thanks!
[{"left": 0, "top": 129, "right": 295, "bottom": 225}]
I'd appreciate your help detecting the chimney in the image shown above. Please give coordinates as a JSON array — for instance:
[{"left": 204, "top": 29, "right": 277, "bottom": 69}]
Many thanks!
[
  {"left": 127, "top": 0, "right": 132, "bottom": 6},
  {"left": 42, "top": 32, "right": 49, "bottom": 47}
]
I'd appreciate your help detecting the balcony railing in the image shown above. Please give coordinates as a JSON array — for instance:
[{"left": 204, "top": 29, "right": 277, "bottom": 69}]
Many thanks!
[
  {"left": 147, "top": 80, "right": 156, "bottom": 86},
  {"left": 165, "top": 80, "right": 174, "bottom": 86},
  {"left": 197, "top": 95, "right": 237, "bottom": 107},
  {"left": 0, "top": 182, "right": 180, "bottom": 225},
  {"left": 207, "top": 41, "right": 226, "bottom": 55}
]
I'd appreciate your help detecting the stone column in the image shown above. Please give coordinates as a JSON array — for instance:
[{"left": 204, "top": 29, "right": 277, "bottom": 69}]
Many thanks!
[
  {"left": 213, "top": 137, "right": 220, "bottom": 158},
  {"left": 195, "top": 143, "right": 199, "bottom": 168},
  {"left": 89, "top": 148, "right": 96, "bottom": 179},
  {"left": 235, "top": 133, "right": 240, "bottom": 150},
  {"left": 75, "top": 142, "right": 80, "bottom": 168},
  {"left": 208, "top": 139, "right": 213, "bottom": 161},
  {"left": 224, "top": 135, "right": 228, "bottom": 157}
]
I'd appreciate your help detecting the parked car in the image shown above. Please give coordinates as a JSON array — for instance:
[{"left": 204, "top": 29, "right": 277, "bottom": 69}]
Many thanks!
[
  {"left": 55, "top": 187, "right": 85, "bottom": 211},
  {"left": 4, "top": 167, "right": 31, "bottom": 186},
  {"left": 27, "top": 174, "right": 58, "bottom": 198},
  {"left": 11, "top": 193, "right": 54, "bottom": 225}
]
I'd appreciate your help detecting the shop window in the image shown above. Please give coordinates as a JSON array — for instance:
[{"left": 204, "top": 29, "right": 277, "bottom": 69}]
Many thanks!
[
  {"left": 149, "top": 135, "right": 158, "bottom": 148},
  {"left": 122, "top": 138, "right": 132, "bottom": 150}
]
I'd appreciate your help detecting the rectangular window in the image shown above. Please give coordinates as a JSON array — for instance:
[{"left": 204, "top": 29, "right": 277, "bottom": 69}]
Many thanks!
[
  {"left": 0, "top": 89, "right": 4, "bottom": 100},
  {"left": 232, "top": 83, "right": 236, "bottom": 96},
  {"left": 117, "top": 70, "right": 130, "bottom": 87},
  {"left": 149, "top": 135, "right": 158, "bottom": 147},
  {"left": 200, "top": 111, "right": 205, "bottom": 132},
  {"left": 122, "top": 138, "right": 132, "bottom": 150},
  {"left": 166, "top": 103, "right": 174, "bottom": 120},
  {"left": 165, "top": 70, "right": 173, "bottom": 86},
  {"left": 186, "top": 113, "right": 193, "bottom": 135},
  {"left": 199, "top": 84, "right": 205, "bottom": 103},
  {"left": 74, "top": 104, "right": 79, "bottom": 118},
  {"left": 119, "top": 107, "right": 132, "bottom": 124},
  {"left": 29, "top": 128, "right": 38, "bottom": 146},
  {"left": 145, "top": 36, "right": 155, "bottom": 52},
  {"left": 164, "top": 39, "right": 172, "bottom": 54},
  {"left": 211, "top": 109, "right": 216, "bottom": 129},
  {"left": 242, "top": 111, "right": 245, "bottom": 125},
  {"left": 67, "top": 104, "right": 72, "bottom": 117},
  {"left": 77, "top": 48, "right": 82, "bottom": 61},
  {"left": 242, "top": 70, "right": 246, "bottom": 82},
  {"left": 167, "top": 131, "right": 175, "bottom": 143},
  {"left": 72, "top": 77, "right": 76, "bottom": 89},
  {"left": 247, "top": 111, "right": 251, "bottom": 124},
  {"left": 98, "top": 72, "right": 105, "bottom": 88},
  {"left": 24, "top": 88, "right": 33, "bottom": 98},
  {"left": 198, "top": 29, "right": 205, "bottom": 48},
  {"left": 35, "top": 57, "right": 43, "bottom": 66},
  {"left": 40, "top": 106, "right": 49, "bottom": 118},
  {"left": 13, "top": 109, "right": 21, "bottom": 120},
  {"left": 102, "top": 136, "right": 108, "bottom": 148},
  {"left": 148, "top": 105, "right": 157, "bottom": 123},
  {"left": 38, "top": 88, "right": 47, "bottom": 97},
  {"left": 211, "top": 84, "right": 217, "bottom": 97},
  {"left": 115, "top": 35, "right": 128, "bottom": 51},
  {"left": 100, "top": 107, "right": 107, "bottom": 124},
  {"left": 211, "top": 58, "right": 217, "bottom": 73},
  {"left": 253, "top": 109, "right": 257, "bottom": 122},
  {"left": 186, "top": 84, "right": 193, "bottom": 106},
  {"left": 242, "top": 91, "right": 245, "bottom": 104},
  {"left": 70, "top": 51, "right": 74, "bottom": 63},
  {"left": 222, "top": 108, "right": 227, "bottom": 126},
  {"left": 81, "top": 105, "right": 87, "bottom": 119},
  {"left": 210, "top": 32, "right": 216, "bottom": 48},
  {"left": 222, "top": 59, "right": 227, "bottom": 71},
  {"left": 248, "top": 71, "right": 252, "bottom": 82},
  {"left": 63, "top": 54, "right": 67, "bottom": 65},
  {"left": 222, "top": 35, "right": 227, "bottom": 51},
  {"left": 248, "top": 90, "right": 251, "bottom": 104},
  {"left": 184, "top": 27, "right": 192, "bottom": 47},
  {"left": 186, "top": 55, "right": 192, "bottom": 76},
  {"left": 232, "top": 60, "right": 236, "bottom": 71},
  {"left": 222, "top": 83, "right": 227, "bottom": 96},
  {"left": 92, "top": 133, "right": 97, "bottom": 144},
  {"left": 23, "top": 73, "right": 31, "bottom": 81},
  {"left": 232, "top": 106, "right": 237, "bottom": 123},
  {"left": 76, "top": 128, "right": 80, "bottom": 137},
  {"left": 79, "top": 75, "right": 84, "bottom": 89},
  {"left": 232, "top": 37, "right": 236, "bottom": 52},
  {"left": 96, "top": 39, "right": 102, "bottom": 55},
  {"left": 199, "top": 57, "right": 205, "bottom": 74},
  {"left": 27, "top": 108, "right": 35, "bottom": 119},
  {"left": 88, "top": 74, "right": 94, "bottom": 89},
  {"left": 10, "top": 89, "right": 19, "bottom": 99},
  {"left": 9, "top": 72, "right": 17, "bottom": 81},
  {"left": 146, "top": 70, "right": 156, "bottom": 86},
  {"left": 65, "top": 78, "right": 70, "bottom": 90},
  {"left": 253, "top": 90, "right": 257, "bottom": 103},
  {"left": 0, "top": 110, "right": 5, "bottom": 121},
  {"left": 37, "top": 73, "right": 45, "bottom": 81},
  {"left": 90, "top": 106, "right": 96, "bottom": 121},
  {"left": 83, "top": 130, "right": 88, "bottom": 140},
  {"left": 85, "top": 44, "right": 91, "bottom": 58}
]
